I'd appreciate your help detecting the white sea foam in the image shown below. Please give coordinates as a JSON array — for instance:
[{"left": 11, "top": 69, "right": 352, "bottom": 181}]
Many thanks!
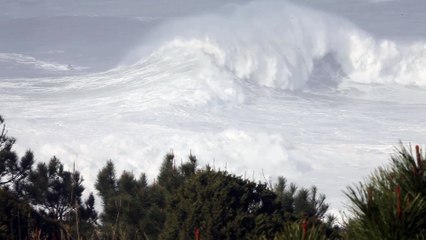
[{"left": 0, "top": 53, "right": 72, "bottom": 71}]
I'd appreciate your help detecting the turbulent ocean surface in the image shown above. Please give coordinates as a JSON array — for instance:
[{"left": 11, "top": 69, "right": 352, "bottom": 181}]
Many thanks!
[{"left": 1, "top": 0, "right": 426, "bottom": 214}]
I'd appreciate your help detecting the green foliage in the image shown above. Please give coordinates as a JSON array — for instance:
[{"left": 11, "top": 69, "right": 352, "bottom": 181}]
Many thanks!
[
  {"left": 157, "top": 152, "right": 184, "bottom": 195},
  {"left": 0, "top": 115, "right": 64, "bottom": 239},
  {"left": 96, "top": 160, "right": 169, "bottom": 239},
  {"left": 22, "top": 156, "right": 98, "bottom": 238},
  {"left": 26, "top": 157, "right": 81, "bottom": 219},
  {"left": 160, "top": 169, "right": 284, "bottom": 240},
  {"left": 96, "top": 160, "right": 119, "bottom": 227},
  {"left": 0, "top": 116, "right": 34, "bottom": 188},
  {"left": 95, "top": 153, "right": 198, "bottom": 240},
  {"left": 345, "top": 145, "right": 426, "bottom": 239},
  {"left": 0, "top": 188, "right": 36, "bottom": 239},
  {"left": 1, "top": 114, "right": 340, "bottom": 239},
  {"left": 271, "top": 221, "right": 329, "bottom": 240},
  {"left": 96, "top": 160, "right": 117, "bottom": 205},
  {"left": 24, "top": 156, "right": 97, "bottom": 224},
  {"left": 274, "top": 177, "right": 329, "bottom": 221},
  {"left": 0, "top": 115, "right": 97, "bottom": 239},
  {"left": 94, "top": 152, "right": 333, "bottom": 240}
]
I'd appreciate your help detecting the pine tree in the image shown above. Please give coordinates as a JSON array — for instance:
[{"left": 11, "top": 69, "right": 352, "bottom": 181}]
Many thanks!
[
  {"left": 157, "top": 152, "right": 183, "bottom": 195},
  {"left": 160, "top": 169, "right": 283, "bottom": 240},
  {"left": 95, "top": 160, "right": 121, "bottom": 238},
  {"left": 0, "top": 116, "right": 34, "bottom": 189},
  {"left": 0, "top": 115, "right": 96, "bottom": 239},
  {"left": 274, "top": 177, "right": 328, "bottom": 221},
  {"left": 270, "top": 221, "right": 329, "bottom": 240},
  {"left": 23, "top": 156, "right": 97, "bottom": 238},
  {"left": 96, "top": 160, "right": 118, "bottom": 206},
  {"left": 345, "top": 144, "right": 426, "bottom": 239},
  {"left": 96, "top": 160, "right": 168, "bottom": 239}
]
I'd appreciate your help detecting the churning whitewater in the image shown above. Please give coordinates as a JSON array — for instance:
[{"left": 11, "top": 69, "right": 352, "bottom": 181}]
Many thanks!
[{"left": 1, "top": 0, "right": 426, "bottom": 215}]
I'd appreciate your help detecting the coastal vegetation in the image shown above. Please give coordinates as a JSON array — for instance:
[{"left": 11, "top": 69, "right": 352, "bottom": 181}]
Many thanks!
[{"left": 1, "top": 115, "right": 425, "bottom": 239}]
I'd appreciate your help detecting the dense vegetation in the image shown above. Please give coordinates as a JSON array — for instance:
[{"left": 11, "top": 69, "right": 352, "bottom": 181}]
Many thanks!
[{"left": 1, "top": 114, "right": 425, "bottom": 239}]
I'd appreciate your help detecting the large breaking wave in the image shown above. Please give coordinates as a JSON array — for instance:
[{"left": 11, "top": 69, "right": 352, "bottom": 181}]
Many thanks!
[
  {"left": 6, "top": 1, "right": 426, "bottom": 106},
  {"left": 124, "top": 0, "right": 426, "bottom": 91}
]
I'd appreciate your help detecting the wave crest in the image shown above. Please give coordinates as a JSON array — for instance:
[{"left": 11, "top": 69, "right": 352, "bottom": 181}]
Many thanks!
[{"left": 67, "top": 0, "right": 425, "bottom": 107}]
